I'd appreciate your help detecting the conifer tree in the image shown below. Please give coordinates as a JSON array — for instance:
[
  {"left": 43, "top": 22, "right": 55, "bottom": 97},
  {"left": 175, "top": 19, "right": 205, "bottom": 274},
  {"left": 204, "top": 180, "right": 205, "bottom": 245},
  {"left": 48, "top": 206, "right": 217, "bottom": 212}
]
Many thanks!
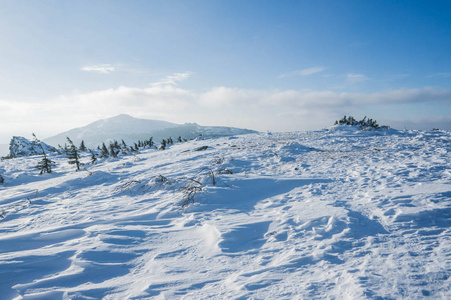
[
  {"left": 121, "top": 140, "right": 128, "bottom": 155},
  {"left": 66, "top": 137, "right": 81, "bottom": 171},
  {"left": 101, "top": 143, "right": 109, "bottom": 158},
  {"left": 109, "top": 143, "right": 118, "bottom": 158},
  {"left": 79, "top": 140, "right": 87, "bottom": 151},
  {"left": 148, "top": 137, "right": 154, "bottom": 147},
  {"left": 89, "top": 149, "right": 97, "bottom": 164},
  {"left": 33, "top": 133, "right": 55, "bottom": 174},
  {"left": 0, "top": 174, "right": 4, "bottom": 184},
  {"left": 160, "top": 139, "right": 167, "bottom": 150},
  {"left": 177, "top": 136, "right": 182, "bottom": 143}
]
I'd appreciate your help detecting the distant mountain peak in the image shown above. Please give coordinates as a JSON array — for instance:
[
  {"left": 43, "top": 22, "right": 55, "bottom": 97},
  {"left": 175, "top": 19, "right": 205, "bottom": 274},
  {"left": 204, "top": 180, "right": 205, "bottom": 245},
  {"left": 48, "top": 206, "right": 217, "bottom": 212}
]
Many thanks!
[{"left": 43, "top": 115, "right": 257, "bottom": 149}]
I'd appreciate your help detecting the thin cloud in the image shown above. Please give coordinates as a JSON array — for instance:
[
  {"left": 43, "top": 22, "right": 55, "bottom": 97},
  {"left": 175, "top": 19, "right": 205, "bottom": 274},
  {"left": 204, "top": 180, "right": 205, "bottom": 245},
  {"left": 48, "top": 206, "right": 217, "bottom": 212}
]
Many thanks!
[
  {"left": 150, "top": 72, "right": 192, "bottom": 87},
  {"left": 1, "top": 86, "right": 450, "bottom": 140},
  {"left": 346, "top": 73, "right": 370, "bottom": 83},
  {"left": 81, "top": 64, "right": 116, "bottom": 74},
  {"left": 279, "top": 67, "right": 326, "bottom": 78},
  {"left": 426, "top": 72, "right": 451, "bottom": 79}
]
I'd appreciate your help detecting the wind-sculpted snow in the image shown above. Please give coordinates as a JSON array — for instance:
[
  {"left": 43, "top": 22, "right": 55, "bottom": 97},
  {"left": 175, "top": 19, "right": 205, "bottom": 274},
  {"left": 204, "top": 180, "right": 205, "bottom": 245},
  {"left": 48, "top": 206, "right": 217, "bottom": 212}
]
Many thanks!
[{"left": 0, "top": 128, "right": 450, "bottom": 299}]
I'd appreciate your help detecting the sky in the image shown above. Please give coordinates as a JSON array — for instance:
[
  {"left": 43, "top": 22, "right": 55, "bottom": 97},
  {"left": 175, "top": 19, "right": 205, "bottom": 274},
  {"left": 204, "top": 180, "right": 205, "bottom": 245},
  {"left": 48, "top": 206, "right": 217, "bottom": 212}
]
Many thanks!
[{"left": 1, "top": 0, "right": 451, "bottom": 144}]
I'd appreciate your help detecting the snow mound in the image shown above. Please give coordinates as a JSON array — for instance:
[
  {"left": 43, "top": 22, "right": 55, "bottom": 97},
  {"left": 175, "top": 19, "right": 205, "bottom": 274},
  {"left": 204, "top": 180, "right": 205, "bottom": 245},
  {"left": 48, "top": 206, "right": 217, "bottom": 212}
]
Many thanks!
[
  {"left": 280, "top": 142, "right": 316, "bottom": 153},
  {"left": 8, "top": 136, "right": 58, "bottom": 158}
]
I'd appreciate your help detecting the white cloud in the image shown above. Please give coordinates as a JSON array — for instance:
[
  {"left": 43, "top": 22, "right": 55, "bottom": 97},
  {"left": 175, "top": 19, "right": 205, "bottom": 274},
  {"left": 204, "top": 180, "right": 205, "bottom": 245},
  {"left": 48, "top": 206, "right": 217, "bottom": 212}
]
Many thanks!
[
  {"left": 150, "top": 72, "right": 192, "bottom": 87},
  {"left": 279, "top": 67, "right": 326, "bottom": 78},
  {"left": 1, "top": 86, "right": 450, "bottom": 143},
  {"left": 81, "top": 64, "right": 116, "bottom": 74},
  {"left": 346, "top": 73, "right": 370, "bottom": 83}
]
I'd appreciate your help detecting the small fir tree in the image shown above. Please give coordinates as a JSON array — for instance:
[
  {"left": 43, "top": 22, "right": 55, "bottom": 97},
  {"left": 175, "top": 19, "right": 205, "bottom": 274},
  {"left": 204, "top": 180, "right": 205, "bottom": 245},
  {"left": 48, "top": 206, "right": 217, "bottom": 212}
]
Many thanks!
[
  {"left": 160, "top": 139, "right": 167, "bottom": 150},
  {"left": 89, "top": 149, "right": 97, "bottom": 164},
  {"left": 109, "top": 143, "right": 118, "bottom": 158},
  {"left": 101, "top": 143, "right": 109, "bottom": 158},
  {"left": 79, "top": 140, "right": 87, "bottom": 151},
  {"left": 66, "top": 137, "right": 81, "bottom": 171},
  {"left": 33, "top": 133, "right": 55, "bottom": 174},
  {"left": 121, "top": 140, "right": 128, "bottom": 155}
]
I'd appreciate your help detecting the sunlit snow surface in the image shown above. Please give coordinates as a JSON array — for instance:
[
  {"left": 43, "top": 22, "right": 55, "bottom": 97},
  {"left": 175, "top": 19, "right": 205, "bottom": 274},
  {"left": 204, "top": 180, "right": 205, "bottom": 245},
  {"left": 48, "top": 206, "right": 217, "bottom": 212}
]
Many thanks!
[{"left": 1, "top": 127, "right": 450, "bottom": 299}]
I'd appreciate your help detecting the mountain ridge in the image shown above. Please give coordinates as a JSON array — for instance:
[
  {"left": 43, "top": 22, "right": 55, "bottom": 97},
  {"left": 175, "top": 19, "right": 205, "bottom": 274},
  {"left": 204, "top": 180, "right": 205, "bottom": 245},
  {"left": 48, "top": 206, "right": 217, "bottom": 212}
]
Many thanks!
[{"left": 44, "top": 114, "right": 257, "bottom": 148}]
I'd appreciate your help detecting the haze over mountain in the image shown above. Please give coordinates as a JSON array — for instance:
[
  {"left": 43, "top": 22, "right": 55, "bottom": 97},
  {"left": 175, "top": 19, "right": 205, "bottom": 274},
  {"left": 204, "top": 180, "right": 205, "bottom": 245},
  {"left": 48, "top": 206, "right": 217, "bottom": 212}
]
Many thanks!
[{"left": 43, "top": 114, "right": 257, "bottom": 148}]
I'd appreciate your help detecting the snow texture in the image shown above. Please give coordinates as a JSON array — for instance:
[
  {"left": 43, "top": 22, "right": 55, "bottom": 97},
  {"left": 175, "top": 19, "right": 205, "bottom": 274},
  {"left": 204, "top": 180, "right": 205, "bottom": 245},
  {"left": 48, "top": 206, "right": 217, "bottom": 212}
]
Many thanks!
[{"left": 0, "top": 127, "right": 450, "bottom": 299}]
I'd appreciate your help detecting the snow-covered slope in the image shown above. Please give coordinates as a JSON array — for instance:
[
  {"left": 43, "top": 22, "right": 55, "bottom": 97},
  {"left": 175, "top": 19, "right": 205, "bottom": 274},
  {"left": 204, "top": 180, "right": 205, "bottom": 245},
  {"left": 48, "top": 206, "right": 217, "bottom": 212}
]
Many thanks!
[
  {"left": 1, "top": 128, "right": 450, "bottom": 299},
  {"left": 43, "top": 114, "right": 257, "bottom": 148},
  {"left": 7, "top": 136, "right": 58, "bottom": 158}
]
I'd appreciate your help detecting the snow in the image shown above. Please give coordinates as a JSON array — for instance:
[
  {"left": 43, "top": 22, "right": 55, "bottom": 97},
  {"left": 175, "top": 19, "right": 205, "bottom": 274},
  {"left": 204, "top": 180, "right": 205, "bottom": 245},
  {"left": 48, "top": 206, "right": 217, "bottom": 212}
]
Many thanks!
[
  {"left": 7, "top": 136, "right": 57, "bottom": 158},
  {"left": 0, "top": 127, "right": 450, "bottom": 299}
]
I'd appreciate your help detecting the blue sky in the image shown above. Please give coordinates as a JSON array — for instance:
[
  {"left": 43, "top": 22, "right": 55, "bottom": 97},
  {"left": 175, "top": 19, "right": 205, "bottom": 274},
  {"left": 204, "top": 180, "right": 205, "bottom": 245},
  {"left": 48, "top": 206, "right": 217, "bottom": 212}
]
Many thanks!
[{"left": 1, "top": 0, "right": 451, "bottom": 143}]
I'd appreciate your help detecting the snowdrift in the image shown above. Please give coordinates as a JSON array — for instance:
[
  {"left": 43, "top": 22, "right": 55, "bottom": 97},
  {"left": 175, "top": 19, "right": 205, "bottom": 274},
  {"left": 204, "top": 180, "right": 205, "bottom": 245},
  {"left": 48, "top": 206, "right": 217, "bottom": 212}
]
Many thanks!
[{"left": 0, "top": 128, "right": 450, "bottom": 299}]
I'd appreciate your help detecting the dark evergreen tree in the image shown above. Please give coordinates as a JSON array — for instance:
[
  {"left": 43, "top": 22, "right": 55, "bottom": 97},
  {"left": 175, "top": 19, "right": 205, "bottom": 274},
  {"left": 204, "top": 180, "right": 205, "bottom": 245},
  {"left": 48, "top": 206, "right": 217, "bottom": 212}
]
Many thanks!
[
  {"left": 0, "top": 174, "right": 4, "bottom": 184},
  {"left": 335, "top": 115, "right": 384, "bottom": 129},
  {"left": 134, "top": 143, "right": 139, "bottom": 151},
  {"left": 109, "top": 143, "right": 118, "bottom": 158},
  {"left": 33, "top": 133, "right": 55, "bottom": 174},
  {"left": 160, "top": 139, "right": 167, "bottom": 150},
  {"left": 167, "top": 137, "right": 173, "bottom": 144},
  {"left": 79, "top": 140, "right": 87, "bottom": 151},
  {"left": 89, "top": 149, "right": 97, "bottom": 164},
  {"left": 177, "top": 136, "right": 182, "bottom": 143},
  {"left": 121, "top": 140, "right": 128, "bottom": 155},
  {"left": 66, "top": 137, "right": 81, "bottom": 171},
  {"left": 148, "top": 137, "right": 154, "bottom": 147},
  {"left": 101, "top": 143, "right": 109, "bottom": 158}
]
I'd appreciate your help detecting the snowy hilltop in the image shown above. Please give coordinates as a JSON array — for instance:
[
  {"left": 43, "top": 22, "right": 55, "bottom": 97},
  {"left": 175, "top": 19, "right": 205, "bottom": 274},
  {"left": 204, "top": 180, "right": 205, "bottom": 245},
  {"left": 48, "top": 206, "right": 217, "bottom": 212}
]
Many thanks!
[
  {"left": 7, "top": 136, "right": 58, "bottom": 158},
  {"left": 43, "top": 114, "right": 257, "bottom": 148},
  {"left": 0, "top": 126, "right": 450, "bottom": 299}
]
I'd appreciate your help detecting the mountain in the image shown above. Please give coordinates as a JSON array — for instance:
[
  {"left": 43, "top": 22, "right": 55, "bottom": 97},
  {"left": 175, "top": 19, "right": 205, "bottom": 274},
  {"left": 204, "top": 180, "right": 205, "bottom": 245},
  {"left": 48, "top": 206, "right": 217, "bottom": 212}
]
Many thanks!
[
  {"left": 43, "top": 114, "right": 257, "bottom": 148},
  {"left": 7, "top": 136, "right": 58, "bottom": 158},
  {"left": 1, "top": 128, "right": 450, "bottom": 298}
]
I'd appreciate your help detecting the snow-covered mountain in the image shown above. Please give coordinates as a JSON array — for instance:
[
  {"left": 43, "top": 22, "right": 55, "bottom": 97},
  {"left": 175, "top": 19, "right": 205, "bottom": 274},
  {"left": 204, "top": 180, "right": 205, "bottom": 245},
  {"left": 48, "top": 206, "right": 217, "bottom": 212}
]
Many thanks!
[
  {"left": 43, "top": 114, "right": 257, "bottom": 148},
  {"left": 7, "top": 136, "right": 58, "bottom": 158},
  {"left": 1, "top": 127, "right": 450, "bottom": 299}
]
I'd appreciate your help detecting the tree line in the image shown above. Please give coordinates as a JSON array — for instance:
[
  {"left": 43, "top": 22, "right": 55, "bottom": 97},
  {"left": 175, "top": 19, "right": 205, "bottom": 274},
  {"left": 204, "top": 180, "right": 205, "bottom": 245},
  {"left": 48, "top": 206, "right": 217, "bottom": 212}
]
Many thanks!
[{"left": 37, "top": 135, "right": 188, "bottom": 174}]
